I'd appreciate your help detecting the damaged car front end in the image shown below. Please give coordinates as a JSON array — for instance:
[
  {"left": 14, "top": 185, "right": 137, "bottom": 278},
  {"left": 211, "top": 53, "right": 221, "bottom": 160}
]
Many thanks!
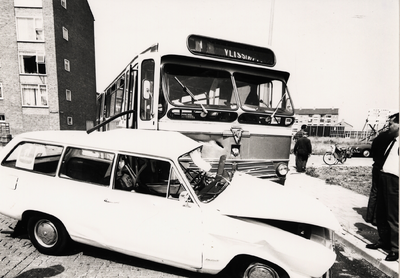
[{"left": 179, "top": 147, "right": 339, "bottom": 278}]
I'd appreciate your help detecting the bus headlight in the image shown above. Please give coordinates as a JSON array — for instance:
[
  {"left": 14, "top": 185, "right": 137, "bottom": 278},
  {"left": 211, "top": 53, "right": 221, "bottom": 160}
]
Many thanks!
[{"left": 276, "top": 163, "right": 288, "bottom": 177}]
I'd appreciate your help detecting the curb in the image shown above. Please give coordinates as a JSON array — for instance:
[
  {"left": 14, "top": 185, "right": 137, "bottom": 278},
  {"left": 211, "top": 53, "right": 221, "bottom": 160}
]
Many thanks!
[
  {"left": 335, "top": 226, "right": 398, "bottom": 277},
  {"left": 285, "top": 162, "right": 398, "bottom": 277}
]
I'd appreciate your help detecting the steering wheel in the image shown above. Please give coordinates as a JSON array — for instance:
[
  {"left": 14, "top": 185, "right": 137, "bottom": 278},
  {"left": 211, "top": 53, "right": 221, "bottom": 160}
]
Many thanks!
[{"left": 191, "top": 171, "right": 207, "bottom": 191}]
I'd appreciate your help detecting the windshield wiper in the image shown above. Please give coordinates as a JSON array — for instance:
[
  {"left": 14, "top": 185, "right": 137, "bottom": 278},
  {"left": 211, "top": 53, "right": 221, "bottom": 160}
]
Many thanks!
[
  {"left": 174, "top": 76, "right": 197, "bottom": 100},
  {"left": 270, "top": 87, "right": 290, "bottom": 119},
  {"left": 174, "top": 76, "right": 208, "bottom": 115}
]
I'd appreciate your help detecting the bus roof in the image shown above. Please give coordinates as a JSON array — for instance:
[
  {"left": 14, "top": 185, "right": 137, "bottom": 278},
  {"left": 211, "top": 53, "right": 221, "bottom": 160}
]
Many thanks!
[
  {"left": 103, "top": 34, "right": 281, "bottom": 93},
  {"left": 14, "top": 129, "right": 201, "bottom": 159}
]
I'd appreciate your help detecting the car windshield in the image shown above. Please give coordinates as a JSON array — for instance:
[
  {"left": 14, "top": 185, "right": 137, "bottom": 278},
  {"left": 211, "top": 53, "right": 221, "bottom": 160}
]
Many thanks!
[{"left": 178, "top": 148, "right": 232, "bottom": 203}]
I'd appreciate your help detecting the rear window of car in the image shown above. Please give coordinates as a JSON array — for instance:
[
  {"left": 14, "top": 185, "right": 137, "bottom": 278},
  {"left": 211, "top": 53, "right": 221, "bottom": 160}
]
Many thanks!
[
  {"left": 1, "top": 142, "right": 63, "bottom": 176},
  {"left": 59, "top": 147, "right": 114, "bottom": 186}
]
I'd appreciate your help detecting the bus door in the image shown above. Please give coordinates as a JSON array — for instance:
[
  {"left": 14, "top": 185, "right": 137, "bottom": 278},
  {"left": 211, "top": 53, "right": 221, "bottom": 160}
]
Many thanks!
[
  {"left": 137, "top": 58, "right": 160, "bottom": 130},
  {"left": 126, "top": 66, "right": 138, "bottom": 129}
]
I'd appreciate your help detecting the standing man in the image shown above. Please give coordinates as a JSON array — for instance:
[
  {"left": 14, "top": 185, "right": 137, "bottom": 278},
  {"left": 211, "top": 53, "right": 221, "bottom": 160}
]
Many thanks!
[
  {"left": 293, "top": 133, "right": 312, "bottom": 173},
  {"left": 366, "top": 113, "right": 399, "bottom": 262},
  {"left": 365, "top": 128, "right": 392, "bottom": 225},
  {"left": 293, "top": 124, "right": 307, "bottom": 142}
]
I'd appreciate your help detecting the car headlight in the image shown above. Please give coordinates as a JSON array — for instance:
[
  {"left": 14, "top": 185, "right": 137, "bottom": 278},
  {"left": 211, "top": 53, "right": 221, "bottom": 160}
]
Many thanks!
[
  {"left": 310, "top": 227, "right": 335, "bottom": 250},
  {"left": 276, "top": 163, "right": 288, "bottom": 177}
]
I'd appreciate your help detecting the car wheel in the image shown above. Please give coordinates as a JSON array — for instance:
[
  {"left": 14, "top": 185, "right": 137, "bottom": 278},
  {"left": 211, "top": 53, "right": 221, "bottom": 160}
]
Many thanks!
[
  {"left": 27, "top": 214, "right": 70, "bottom": 255},
  {"left": 242, "top": 262, "right": 280, "bottom": 278},
  {"left": 362, "top": 149, "right": 371, "bottom": 157},
  {"left": 229, "top": 258, "right": 282, "bottom": 278}
]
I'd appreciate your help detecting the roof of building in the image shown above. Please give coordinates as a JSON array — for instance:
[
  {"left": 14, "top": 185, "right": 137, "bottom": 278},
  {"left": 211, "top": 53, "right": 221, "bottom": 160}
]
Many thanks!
[
  {"left": 294, "top": 108, "right": 339, "bottom": 115},
  {"left": 337, "top": 120, "right": 353, "bottom": 127}
]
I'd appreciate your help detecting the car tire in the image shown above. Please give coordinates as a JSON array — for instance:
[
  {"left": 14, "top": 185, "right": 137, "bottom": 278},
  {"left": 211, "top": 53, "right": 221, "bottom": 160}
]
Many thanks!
[
  {"left": 362, "top": 149, "right": 371, "bottom": 157},
  {"left": 27, "top": 214, "right": 70, "bottom": 255},
  {"left": 229, "top": 258, "right": 282, "bottom": 278},
  {"left": 242, "top": 262, "right": 280, "bottom": 278}
]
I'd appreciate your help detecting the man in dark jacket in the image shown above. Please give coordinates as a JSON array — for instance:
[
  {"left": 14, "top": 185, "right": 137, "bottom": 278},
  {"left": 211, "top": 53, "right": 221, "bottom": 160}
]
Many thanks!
[
  {"left": 293, "top": 133, "right": 312, "bottom": 172},
  {"left": 293, "top": 124, "right": 307, "bottom": 142},
  {"left": 366, "top": 113, "right": 399, "bottom": 261},
  {"left": 365, "top": 129, "right": 392, "bottom": 225}
]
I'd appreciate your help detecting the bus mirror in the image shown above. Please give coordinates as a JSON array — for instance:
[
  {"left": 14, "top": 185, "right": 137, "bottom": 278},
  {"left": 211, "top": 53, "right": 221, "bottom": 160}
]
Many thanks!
[{"left": 143, "top": 80, "right": 152, "bottom": 100}]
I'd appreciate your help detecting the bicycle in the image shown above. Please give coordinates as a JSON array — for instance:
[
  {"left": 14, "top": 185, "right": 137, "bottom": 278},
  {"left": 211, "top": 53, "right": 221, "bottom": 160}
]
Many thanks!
[{"left": 323, "top": 144, "right": 354, "bottom": 165}]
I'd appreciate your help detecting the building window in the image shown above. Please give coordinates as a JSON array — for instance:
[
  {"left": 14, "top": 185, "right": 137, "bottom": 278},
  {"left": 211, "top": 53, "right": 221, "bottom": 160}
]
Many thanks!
[
  {"left": 19, "top": 52, "right": 46, "bottom": 75},
  {"left": 62, "top": 27, "right": 68, "bottom": 41},
  {"left": 16, "top": 17, "right": 44, "bottom": 41},
  {"left": 64, "top": 59, "right": 70, "bottom": 72},
  {"left": 0, "top": 83, "right": 3, "bottom": 99},
  {"left": 66, "top": 89, "right": 71, "bottom": 101},
  {"left": 0, "top": 114, "right": 4, "bottom": 121},
  {"left": 21, "top": 84, "right": 48, "bottom": 107},
  {"left": 67, "top": 117, "right": 73, "bottom": 125},
  {"left": 61, "top": 0, "right": 67, "bottom": 9}
]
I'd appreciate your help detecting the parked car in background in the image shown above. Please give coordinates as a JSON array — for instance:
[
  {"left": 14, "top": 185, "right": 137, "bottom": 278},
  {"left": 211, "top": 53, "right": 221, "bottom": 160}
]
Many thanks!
[
  {"left": 351, "top": 142, "right": 372, "bottom": 157},
  {"left": 0, "top": 129, "right": 339, "bottom": 278}
]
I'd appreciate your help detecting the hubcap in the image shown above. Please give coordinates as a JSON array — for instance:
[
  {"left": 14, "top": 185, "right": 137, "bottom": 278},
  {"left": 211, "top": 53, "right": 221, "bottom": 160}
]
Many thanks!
[
  {"left": 35, "top": 219, "right": 58, "bottom": 247},
  {"left": 244, "top": 263, "right": 279, "bottom": 278}
]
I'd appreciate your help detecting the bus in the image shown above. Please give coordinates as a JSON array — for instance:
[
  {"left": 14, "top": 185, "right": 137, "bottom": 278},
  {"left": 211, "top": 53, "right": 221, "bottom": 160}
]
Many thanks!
[{"left": 94, "top": 35, "right": 295, "bottom": 184}]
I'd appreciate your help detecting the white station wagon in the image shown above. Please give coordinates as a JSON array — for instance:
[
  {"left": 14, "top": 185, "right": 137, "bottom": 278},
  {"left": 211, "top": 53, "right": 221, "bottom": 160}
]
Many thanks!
[{"left": 0, "top": 129, "right": 339, "bottom": 278}]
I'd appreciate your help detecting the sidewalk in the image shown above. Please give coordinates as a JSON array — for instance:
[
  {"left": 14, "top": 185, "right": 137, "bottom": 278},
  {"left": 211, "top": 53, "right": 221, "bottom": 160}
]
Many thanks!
[{"left": 286, "top": 156, "right": 398, "bottom": 277}]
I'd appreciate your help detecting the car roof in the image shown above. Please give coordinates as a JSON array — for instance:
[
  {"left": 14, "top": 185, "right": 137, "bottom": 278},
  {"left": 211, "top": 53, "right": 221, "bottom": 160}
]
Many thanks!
[{"left": 14, "top": 129, "right": 201, "bottom": 159}]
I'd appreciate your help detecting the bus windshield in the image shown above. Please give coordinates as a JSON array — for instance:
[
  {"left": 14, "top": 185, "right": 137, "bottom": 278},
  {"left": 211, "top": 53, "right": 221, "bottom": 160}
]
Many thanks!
[
  {"left": 163, "top": 64, "right": 237, "bottom": 110},
  {"left": 162, "top": 63, "right": 293, "bottom": 115}
]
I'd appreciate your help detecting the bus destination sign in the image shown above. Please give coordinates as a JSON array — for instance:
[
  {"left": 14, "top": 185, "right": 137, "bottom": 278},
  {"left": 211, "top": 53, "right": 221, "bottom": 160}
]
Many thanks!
[{"left": 187, "top": 35, "right": 276, "bottom": 67}]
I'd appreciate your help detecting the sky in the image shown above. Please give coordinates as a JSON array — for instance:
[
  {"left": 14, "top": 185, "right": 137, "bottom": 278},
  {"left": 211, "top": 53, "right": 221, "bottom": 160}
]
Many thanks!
[{"left": 87, "top": 0, "right": 399, "bottom": 130}]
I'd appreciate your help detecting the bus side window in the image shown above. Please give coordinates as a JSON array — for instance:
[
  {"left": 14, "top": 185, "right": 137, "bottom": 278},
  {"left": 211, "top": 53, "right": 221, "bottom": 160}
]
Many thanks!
[{"left": 140, "top": 60, "right": 155, "bottom": 120}]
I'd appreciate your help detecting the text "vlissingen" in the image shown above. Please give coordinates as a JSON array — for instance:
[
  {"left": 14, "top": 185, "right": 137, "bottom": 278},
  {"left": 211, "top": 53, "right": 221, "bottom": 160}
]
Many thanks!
[{"left": 224, "top": 49, "right": 256, "bottom": 61}]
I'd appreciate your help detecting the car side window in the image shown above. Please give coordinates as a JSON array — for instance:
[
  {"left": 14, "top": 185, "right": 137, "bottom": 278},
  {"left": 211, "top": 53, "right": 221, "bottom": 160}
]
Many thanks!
[
  {"left": 59, "top": 147, "right": 114, "bottom": 186},
  {"left": 114, "top": 154, "right": 185, "bottom": 199},
  {"left": 1, "top": 142, "right": 63, "bottom": 176}
]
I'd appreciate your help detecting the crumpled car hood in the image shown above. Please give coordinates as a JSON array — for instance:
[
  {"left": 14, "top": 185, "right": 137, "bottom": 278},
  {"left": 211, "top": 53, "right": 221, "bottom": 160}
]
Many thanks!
[{"left": 207, "top": 172, "right": 340, "bottom": 231}]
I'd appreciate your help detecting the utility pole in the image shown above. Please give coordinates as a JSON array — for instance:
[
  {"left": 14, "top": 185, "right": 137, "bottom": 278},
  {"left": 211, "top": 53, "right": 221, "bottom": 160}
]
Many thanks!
[{"left": 268, "top": 0, "right": 275, "bottom": 46}]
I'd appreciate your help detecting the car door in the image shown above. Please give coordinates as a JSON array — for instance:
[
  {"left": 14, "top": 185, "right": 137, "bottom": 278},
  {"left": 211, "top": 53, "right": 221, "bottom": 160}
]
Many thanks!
[
  {"left": 0, "top": 142, "right": 64, "bottom": 218},
  {"left": 55, "top": 146, "right": 116, "bottom": 243},
  {"left": 98, "top": 156, "right": 203, "bottom": 269}
]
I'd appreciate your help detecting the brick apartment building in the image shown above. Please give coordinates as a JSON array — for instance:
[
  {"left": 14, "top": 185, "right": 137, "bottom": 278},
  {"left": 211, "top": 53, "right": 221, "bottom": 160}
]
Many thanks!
[{"left": 0, "top": 0, "right": 96, "bottom": 137}]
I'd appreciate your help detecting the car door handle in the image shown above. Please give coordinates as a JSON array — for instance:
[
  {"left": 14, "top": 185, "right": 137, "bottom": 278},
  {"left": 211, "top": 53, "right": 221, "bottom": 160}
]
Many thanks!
[{"left": 104, "top": 199, "right": 118, "bottom": 204}]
